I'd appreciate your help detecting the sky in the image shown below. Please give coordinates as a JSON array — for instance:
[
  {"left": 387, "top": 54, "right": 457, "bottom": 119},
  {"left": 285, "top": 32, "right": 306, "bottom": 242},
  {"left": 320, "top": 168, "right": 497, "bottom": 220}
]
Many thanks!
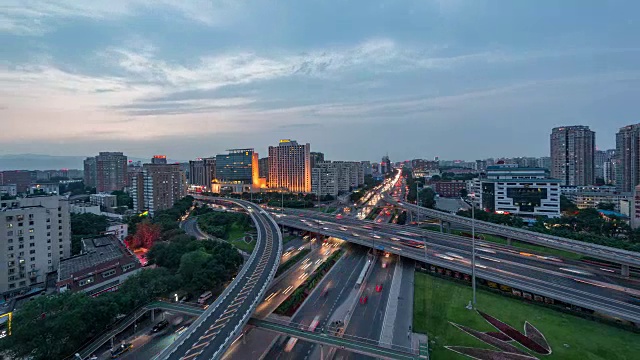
[{"left": 1, "top": 0, "right": 640, "bottom": 162}]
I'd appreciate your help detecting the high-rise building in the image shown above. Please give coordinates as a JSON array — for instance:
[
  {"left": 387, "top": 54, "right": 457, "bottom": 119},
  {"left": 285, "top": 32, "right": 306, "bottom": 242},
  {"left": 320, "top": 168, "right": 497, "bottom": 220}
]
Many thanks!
[
  {"left": 131, "top": 163, "right": 186, "bottom": 215},
  {"left": 603, "top": 149, "right": 617, "bottom": 185},
  {"left": 151, "top": 155, "right": 168, "bottom": 165},
  {"left": 189, "top": 158, "right": 216, "bottom": 190},
  {"left": 0, "top": 170, "right": 33, "bottom": 193},
  {"left": 314, "top": 161, "right": 363, "bottom": 193},
  {"left": 595, "top": 150, "right": 606, "bottom": 180},
  {"left": 258, "top": 157, "right": 269, "bottom": 179},
  {"left": 215, "top": 149, "right": 258, "bottom": 184},
  {"left": 381, "top": 155, "right": 391, "bottom": 174},
  {"left": 268, "top": 140, "right": 311, "bottom": 193},
  {"left": 0, "top": 195, "right": 71, "bottom": 296},
  {"left": 616, "top": 124, "right": 640, "bottom": 192},
  {"left": 550, "top": 126, "right": 595, "bottom": 186},
  {"left": 310, "top": 152, "right": 325, "bottom": 169},
  {"left": 83, "top": 157, "right": 97, "bottom": 188},
  {"left": 361, "top": 161, "right": 372, "bottom": 176},
  {"left": 311, "top": 166, "right": 339, "bottom": 197},
  {"left": 94, "top": 152, "right": 128, "bottom": 193}
]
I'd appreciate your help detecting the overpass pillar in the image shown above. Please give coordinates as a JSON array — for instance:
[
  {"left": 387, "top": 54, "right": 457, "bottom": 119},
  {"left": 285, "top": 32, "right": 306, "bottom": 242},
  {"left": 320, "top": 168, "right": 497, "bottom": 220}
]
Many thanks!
[
  {"left": 622, "top": 264, "right": 630, "bottom": 277},
  {"left": 320, "top": 344, "right": 324, "bottom": 360},
  {"left": 151, "top": 309, "right": 155, "bottom": 322},
  {"left": 446, "top": 221, "right": 452, "bottom": 234},
  {"left": 506, "top": 238, "right": 512, "bottom": 246},
  {"left": 439, "top": 220, "right": 444, "bottom": 233}
]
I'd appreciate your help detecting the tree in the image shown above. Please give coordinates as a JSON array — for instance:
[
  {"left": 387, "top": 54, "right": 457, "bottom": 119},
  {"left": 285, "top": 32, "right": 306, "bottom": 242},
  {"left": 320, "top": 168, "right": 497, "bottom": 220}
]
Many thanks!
[
  {"left": 560, "top": 195, "right": 578, "bottom": 213},
  {"left": 596, "top": 202, "right": 615, "bottom": 211},
  {"left": 70, "top": 213, "right": 109, "bottom": 254},
  {"left": 459, "top": 188, "right": 468, "bottom": 198},
  {"left": 430, "top": 175, "right": 441, "bottom": 182},
  {"left": 112, "top": 190, "right": 133, "bottom": 209},
  {"left": 126, "top": 221, "right": 161, "bottom": 250}
]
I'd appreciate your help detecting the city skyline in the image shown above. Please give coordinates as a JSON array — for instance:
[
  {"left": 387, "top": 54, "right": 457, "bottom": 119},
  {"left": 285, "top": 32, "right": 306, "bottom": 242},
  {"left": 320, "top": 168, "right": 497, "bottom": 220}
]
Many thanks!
[{"left": 2, "top": 1, "right": 640, "bottom": 160}]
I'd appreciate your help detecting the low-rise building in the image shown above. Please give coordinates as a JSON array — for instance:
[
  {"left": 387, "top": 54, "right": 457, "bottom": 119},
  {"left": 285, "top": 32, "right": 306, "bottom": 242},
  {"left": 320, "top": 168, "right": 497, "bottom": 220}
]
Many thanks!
[
  {"left": 29, "top": 183, "right": 60, "bottom": 195},
  {"left": 70, "top": 204, "right": 101, "bottom": 215},
  {"left": 90, "top": 193, "right": 118, "bottom": 209},
  {"left": 57, "top": 235, "right": 141, "bottom": 296},
  {"left": 0, "top": 184, "right": 17, "bottom": 197},
  {"left": 106, "top": 221, "right": 128, "bottom": 242}
]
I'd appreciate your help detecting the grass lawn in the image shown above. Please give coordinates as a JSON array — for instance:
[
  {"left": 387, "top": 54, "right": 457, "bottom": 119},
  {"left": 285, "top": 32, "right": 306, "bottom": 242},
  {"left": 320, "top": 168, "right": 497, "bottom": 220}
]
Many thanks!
[
  {"left": 413, "top": 273, "right": 639, "bottom": 360},
  {"left": 422, "top": 226, "right": 583, "bottom": 260},
  {"left": 227, "top": 223, "right": 254, "bottom": 253}
]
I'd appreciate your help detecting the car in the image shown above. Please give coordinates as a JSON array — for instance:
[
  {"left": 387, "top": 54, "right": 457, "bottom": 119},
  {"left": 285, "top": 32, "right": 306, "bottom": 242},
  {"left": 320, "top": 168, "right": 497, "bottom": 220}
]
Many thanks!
[
  {"left": 382, "top": 262, "right": 388, "bottom": 268},
  {"left": 111, "top": 343, "right": 133, "bottom": 358},
  {"left": 359, "top": 296, "right": 368, "bottom": 304},
  {"left": 152, "top": 319, "right": 169, "bottom": 333},
  {"left": 375, "top": 284, "right": 383, "bottom": 292}
]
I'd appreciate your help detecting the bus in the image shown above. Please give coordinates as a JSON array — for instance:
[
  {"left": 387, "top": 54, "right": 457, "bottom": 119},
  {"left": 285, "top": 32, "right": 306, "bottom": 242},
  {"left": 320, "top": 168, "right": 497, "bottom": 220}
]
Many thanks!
[{"left": 198, "top": 291, "right": 213, "bottom": 305}]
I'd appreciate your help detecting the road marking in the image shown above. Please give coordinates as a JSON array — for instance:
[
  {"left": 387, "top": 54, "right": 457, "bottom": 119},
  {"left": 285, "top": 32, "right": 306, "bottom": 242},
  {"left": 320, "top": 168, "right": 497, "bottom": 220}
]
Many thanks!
[
  {"left": 190, "top": 341, "right": 209, "bottom": 350},
  {"left": 180, "top": 351, "right": 202, "bottom": 360},
  {"left": 221, "top": 308, "right": 237, "bottom": 316},
  {"left": 209, "top": 323, "right": 225, "bottom": 331}
]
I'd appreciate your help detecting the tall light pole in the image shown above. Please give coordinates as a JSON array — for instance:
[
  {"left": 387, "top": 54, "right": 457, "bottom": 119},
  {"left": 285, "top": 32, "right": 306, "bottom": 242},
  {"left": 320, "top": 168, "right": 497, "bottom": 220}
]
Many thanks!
[{"left": 471, "top": 193, "right": 477, "bottom": 308}]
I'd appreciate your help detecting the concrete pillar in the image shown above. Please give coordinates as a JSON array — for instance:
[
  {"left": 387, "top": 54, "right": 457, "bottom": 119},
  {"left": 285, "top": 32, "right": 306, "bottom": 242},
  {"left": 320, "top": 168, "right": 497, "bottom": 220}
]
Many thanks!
[
  {"left": 439, "top": 220, "right": 444, "bottom": 233},
  {"left": 622, "top": 264, "right": 630, "bottom": 277},
  {"left": 242, "top": 332, "right": 247, "bottom": 344},
  {"left": 110, "top": 336, "right": 114, "bottom": 349},
  {"left": 507, "top": 238, "right": 512, "bottom": 246},
  {"left": 446, "top": 222, "right": 451, "bottom": 234},
  {"left": 320, "top": 345, "right": 324, "bottom": 360},
  {"left": 151, "top": 309, "right": 155, "bottom": 322}
]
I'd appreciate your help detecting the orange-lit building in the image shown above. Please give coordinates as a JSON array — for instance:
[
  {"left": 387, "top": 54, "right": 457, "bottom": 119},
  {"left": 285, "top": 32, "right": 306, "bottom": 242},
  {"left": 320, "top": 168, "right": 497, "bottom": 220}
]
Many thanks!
[{"left": 268, "top": 139, "right": 311, "bottom": 193}]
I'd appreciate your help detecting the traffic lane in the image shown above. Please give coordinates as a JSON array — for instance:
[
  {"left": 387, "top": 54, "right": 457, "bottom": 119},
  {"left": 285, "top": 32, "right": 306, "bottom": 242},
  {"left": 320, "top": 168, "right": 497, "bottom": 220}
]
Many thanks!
[
  {"left": 284, "top": 220, "right": 640, "bottom": 318},
  {"left": 284, "top": 248, "right": 368, "bottom": 360},
  {"left": 335, "top": 255, "right": 397, "bottom": 360},
  {"left": 392, "top": 258, "right": 414, "bottom": 350},
  {"left": 256, "top": 242, "right": 342, "bottom": 317},
  {"left": 287, "top": 215, "right": 637, "bottom": 288},
  {"left": 165, "top": 212, "right": 273, "bottom": 360},
  {"left": 263, "top": 247, "right": 368, "bottom": 360}
]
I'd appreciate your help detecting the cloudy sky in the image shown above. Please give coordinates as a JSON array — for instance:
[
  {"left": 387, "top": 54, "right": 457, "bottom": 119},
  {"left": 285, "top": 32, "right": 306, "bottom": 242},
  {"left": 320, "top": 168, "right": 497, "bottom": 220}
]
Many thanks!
[{"left": 1, "top": 1, "right": 640, "bottom": 162}]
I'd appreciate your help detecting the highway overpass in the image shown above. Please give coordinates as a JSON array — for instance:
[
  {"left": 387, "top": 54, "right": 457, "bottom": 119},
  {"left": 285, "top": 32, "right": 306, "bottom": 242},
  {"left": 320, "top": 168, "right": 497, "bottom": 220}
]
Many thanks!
[
  {"left": 273, "top": 209, "right": 640, "bottom": 323},
  {"left": 386, "top": 194, "right": 640, "bottom": 273},
  {"left": 156, "top": 199, "right": 283, "bottom": 360}
]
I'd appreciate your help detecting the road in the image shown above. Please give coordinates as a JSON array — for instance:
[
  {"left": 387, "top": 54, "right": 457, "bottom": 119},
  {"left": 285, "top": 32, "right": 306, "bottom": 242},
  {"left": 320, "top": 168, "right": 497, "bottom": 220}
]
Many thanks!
[
  {"left": 263, "top": 246, "right": 369, "bottom": 360},
  {"left": 181, "top": 218, "right": 208, "bottom": 240},
  {"left": 274, "top": 209, "right": 640, "bottom": 323},
  {"left": 334, "top": 254, "right": 396, "bottom": 360},
  {"left": 159, "top": 199, "right": 282, "bottom": 360}
]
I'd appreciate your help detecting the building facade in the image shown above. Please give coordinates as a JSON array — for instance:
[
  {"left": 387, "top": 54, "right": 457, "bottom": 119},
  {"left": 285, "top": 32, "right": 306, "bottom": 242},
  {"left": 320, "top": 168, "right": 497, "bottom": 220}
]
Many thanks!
[
  {"left": 311, "top": 166, "right": 339, "bottom": 197},
  {"left": 0, "top": 185, "right": 17, "bottom": 197},
  {"left": 83, "top": 157, "right": 97, "bottom": 188},
  {"left": 478, "top": 165, "right": 560, "bottom": 218},
  {"left": 268, "top": 140, "right": 311, "bottom": 193},
  {"left": 131, "top": 162, "right": 187, "bottom": 215},
  {"left": 93, "top": 152, "right": 128, "bottom": 193},
  {"left": 0, "top": 195, "right": 71, "bottom": 296},
  {"left": 189, "top": 158, "right": 216, "bottom": 190},
  {"left": 616, "top": 124, "right": 640, "bottom": 192},
  {"left": 90, "top": 193, "right": 118, "bottom": 209},
  {"left": 310, "top": 152, "right": 325, "bottom": 170},
  {"left": 0, "top": 171, "right": 32, "bottom": 193},
  {"left": 215, "top": 149, "right": 258, "bottom": 185},
  {"left": 550, "top": 126, "right": 595, "bottom": 186},
  {"left": 433, "top": 181, "right": 467, "bottom": 198}
]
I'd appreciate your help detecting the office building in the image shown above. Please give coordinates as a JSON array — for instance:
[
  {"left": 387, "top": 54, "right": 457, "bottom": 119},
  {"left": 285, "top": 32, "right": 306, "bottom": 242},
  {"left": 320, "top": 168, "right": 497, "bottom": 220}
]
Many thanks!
[
  {"left": 189, "top": 158, "right": 216, "bottom": 190},
  {"left": 131, "top": 162, "right": 187, "bottom": 215},
  {"left": 268, "top": 140, "right": 311, "bottom": 193},
  {"left": 595, "top": 150, "right": 607, "bottom": 180},
  {"left": 0, "top": 195, "right": 71, "bottom": 296},
  {"left": 616, "top": 124, "right": 640, "bottom": 192},
  {"left": 57, "top": 235, "right": 141, "bottom": 296},
  {"left": 216, "top": 149, "right": 259, "bottom": 185},
  {"left": 477, "top": 164, "right": 560, "bottom": 218},
  {"left": 550, "top": 126, "right": 595, "bottom": 186},
  {"left": 361, "top": 161, "right": 372, "bottom": 176},
  {"left": 381, "top": 155, "right": 391, "bottom": 174},
  {"left": 313, "top": 161, "right": 364, "bottom": 193},
  {"left": 86, "top": 152, "right": 129, "bottom": 193},
  {"left": 0, "top": 171, "right": 32, "bottom": 193}
]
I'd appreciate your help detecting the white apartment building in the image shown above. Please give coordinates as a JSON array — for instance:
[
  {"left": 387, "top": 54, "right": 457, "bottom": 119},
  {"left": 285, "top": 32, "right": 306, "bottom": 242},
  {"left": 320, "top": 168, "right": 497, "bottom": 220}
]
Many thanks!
[
  {"left": 0, "top": 195, "right": 71, "bottom": 296},
  {"left": 0, "top": 185, "right": 17, "bottom": 197},
  {"left": 311, "top": 167, "right": 339, "bottom": 197}
]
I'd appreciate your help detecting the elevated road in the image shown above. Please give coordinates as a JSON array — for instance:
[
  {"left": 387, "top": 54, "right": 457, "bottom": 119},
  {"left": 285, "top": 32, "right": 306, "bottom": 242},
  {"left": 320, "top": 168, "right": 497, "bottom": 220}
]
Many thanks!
[
  {"left": 273, "top": 209, "right": 640, "bottom": 323},
  {"left": 157, "top": 199, "right": 283, "bottom": 360},
  {"left": 386, "top": 194, "right": 640, "bottom": 269}
]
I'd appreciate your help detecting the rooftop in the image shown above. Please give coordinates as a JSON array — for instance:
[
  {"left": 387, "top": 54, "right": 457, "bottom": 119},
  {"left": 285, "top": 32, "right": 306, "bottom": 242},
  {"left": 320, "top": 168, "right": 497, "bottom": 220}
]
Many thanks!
[{"left": 58, "top": 235, "right": 134, "bottom": 281}]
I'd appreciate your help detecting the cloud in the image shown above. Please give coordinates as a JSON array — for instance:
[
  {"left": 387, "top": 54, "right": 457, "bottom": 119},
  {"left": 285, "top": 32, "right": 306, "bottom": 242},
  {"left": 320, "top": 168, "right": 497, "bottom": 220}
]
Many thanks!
[{"left": 0, "top": 0, "right": 242, "bottom": 35}]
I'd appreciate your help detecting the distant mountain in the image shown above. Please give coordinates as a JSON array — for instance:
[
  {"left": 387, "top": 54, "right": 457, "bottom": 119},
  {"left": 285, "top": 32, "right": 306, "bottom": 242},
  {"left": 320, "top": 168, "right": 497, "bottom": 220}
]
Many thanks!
[{"left": 0, "top": 154, "right": 188, "bottom": 171}]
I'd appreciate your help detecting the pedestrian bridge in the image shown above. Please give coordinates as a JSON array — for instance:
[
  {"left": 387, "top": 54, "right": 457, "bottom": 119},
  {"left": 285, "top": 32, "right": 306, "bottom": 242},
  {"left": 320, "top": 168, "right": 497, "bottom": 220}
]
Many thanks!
[{"left": 149, "top": 301, "right": 426, "bottom": 360}]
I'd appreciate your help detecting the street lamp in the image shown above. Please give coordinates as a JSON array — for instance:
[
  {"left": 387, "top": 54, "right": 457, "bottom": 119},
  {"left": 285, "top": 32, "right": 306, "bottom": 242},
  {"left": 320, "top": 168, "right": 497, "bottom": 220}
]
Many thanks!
[{"left": 470, "top": 193, "right": 477, "bottom": 309}]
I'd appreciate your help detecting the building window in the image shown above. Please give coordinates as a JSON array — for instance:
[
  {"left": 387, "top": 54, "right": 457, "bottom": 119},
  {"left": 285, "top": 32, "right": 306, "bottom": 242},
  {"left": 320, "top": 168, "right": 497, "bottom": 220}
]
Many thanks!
[
  {"left": 29, "top": 250, "right": 35, "bottom": 254},
  {"left": 8, "top": 246, "right": 13, "bottom": 251},
  {"left": 29, "top": 243, "right": 34, "bottom": 247},
  {"left": 30, "top": 257, "right": 35, "bottom": 261},
  {"left": 122, "top": 263, "right": 135, "bottom": 272},
  {"left": 102, "top": 269, "right": 117, "bottom": 278},
  {"left": 78, "top": 277, "right": 94, "bottom": 287},
  {"left": 7, "top": 230, "right": 13, "bottom": 236},
  {"left": 28, "top": 228, "right": 34, "bottom": 233},
  {"left": 6, "top": 223, "right": 12, "bottom": 229}
]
